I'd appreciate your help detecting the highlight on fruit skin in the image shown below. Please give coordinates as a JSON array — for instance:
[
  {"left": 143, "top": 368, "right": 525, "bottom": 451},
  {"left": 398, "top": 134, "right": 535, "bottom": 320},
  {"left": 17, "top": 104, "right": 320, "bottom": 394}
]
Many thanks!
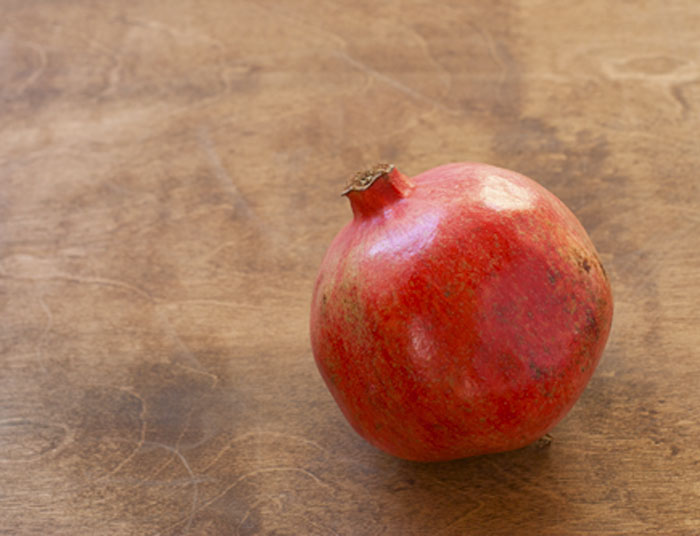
[{"left": 310, "top": 162, "right": 613, "bottom": 462}]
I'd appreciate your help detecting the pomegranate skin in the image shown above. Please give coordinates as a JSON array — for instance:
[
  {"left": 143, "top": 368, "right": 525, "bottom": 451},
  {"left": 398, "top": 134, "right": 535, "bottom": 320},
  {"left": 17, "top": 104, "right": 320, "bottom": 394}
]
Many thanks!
[{"left": 310, "top": 163, "right": 613, "bottom": 462}]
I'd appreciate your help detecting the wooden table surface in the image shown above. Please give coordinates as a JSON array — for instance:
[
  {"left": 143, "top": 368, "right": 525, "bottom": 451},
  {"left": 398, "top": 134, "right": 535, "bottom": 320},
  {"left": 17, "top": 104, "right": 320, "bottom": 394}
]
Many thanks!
[{"left": 2, "top": 1, "right": 699, "bottom": 534}]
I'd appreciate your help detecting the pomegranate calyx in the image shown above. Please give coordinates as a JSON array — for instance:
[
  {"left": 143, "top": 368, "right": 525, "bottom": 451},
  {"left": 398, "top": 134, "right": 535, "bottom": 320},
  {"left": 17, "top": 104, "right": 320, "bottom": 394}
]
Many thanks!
[
  {"left": 342, "top": 163, "right": 415, "bottom": 218},
  {"left": 342, "top": 163, "right": 396, "bottom": 195}
]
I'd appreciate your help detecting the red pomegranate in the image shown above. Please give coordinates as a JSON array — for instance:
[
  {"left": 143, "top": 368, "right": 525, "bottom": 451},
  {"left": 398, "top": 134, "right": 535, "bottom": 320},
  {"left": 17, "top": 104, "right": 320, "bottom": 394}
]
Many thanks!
[{"left": 310, "top": 163, "right": 613, "bottom": 461}]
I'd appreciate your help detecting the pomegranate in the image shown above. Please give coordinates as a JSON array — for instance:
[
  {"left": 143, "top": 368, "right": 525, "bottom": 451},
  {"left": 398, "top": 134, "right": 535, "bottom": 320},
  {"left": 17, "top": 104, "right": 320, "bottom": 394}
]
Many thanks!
[{"left": 310, "top": 163, "right": 613, "bottom": 461}]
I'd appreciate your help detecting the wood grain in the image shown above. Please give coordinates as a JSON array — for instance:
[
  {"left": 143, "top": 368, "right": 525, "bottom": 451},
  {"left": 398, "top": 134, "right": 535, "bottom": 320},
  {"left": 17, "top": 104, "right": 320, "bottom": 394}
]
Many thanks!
[{"left": 2, "top": 1, "right": 699, "bottom": 534}]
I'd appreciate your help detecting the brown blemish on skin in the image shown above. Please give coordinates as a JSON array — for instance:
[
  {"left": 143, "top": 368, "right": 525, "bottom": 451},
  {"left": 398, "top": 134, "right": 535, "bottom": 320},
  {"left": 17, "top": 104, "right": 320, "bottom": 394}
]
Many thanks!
[
  {"left": 593, "top": 252, "right": 608, "bottom": 280},
  {"left": 584, "top": 308, "right": 601, "bottom": 339},
  {"left": 568, "top": 244, "right": 605, "bottom": 279},
  {"left": 529, "top": 362, "right": 544, "bottom": 380}
]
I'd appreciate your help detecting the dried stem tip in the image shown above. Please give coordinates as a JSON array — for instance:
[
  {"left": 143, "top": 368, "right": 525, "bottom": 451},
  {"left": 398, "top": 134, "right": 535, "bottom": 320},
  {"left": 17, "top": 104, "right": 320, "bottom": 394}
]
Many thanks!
[{"left": 342, "top": 163, "right": 395, "bottom": 196}]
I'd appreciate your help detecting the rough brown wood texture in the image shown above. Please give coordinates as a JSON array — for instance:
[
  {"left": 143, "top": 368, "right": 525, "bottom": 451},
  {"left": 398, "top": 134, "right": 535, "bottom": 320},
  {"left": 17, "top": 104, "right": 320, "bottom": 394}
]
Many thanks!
[{"left": 2, "top": 1, "right": 699, "bottom": 534}]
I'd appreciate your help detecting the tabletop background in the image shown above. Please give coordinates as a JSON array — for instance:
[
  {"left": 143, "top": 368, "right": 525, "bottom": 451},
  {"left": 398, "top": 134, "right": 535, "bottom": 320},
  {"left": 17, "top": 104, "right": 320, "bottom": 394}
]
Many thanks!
[{"left": 2, "top": 1, "right": 699, "bottom": 534}]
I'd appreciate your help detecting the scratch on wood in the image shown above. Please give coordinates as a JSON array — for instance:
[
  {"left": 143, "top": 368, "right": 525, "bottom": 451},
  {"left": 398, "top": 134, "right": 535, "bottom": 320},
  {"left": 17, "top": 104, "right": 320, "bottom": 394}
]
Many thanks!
[
  {"left": 333, "top": 51, "right": 460, "bottom": 115},
  {"left": 468, "top": 22, "right": 509, "bottom": 99},
  {"left": 197, "top": 128, "right": 255, "bottom": 218},
  {"left": 0, "top": 268, "right": 157, "bottom": 303},
  {"left": 235, "top": 495, "right": 279, "bottom": 536},
  {"left": 483, "top": 458, "right": 567, "bottom": 506},
  {"left": 201, "top": 430, "right": 330, "bottom": 475},
  {"left": 13, "top": 39, "right": 48, "bottom": 96},
  {"left": 156, "top": 465, "right": 333, "bottom": 535},
  {"left": 33, "top": 288, "right": 53, "bottom": 372},
  {"left": 670, "top": 79, "right": 698, "bottom": 117},
  {"left": 158, "top": 309, "right": 220, "bottom": 389},
  {"left": 145, "top": 441, "right": 200, "bottom": 534},
  {"left": 124, "top": 15, "right": 227, "bottom": 49},
  {"left": 434, "top": 502, "right": 486, "bottom": 536},
  {"left": 98, "top": 388, "right": 148, "bottom": 480}
]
